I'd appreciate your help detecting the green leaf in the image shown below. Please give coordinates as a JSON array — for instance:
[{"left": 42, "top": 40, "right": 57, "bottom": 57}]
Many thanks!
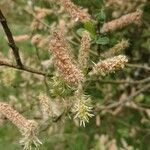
[
  {"left": 76, "top": 28, "right": 86, "bottom": 37},
  {"left": 96, "top": 36, "right": 109, "bottom": 45},
  {"left": 84, "top": 21, "right": 96, "bottom": 37}
]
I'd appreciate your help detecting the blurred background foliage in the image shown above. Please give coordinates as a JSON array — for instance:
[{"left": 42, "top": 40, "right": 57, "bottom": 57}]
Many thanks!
[{"left": 0, "top": 0, "right": 150, "bottom": 149}]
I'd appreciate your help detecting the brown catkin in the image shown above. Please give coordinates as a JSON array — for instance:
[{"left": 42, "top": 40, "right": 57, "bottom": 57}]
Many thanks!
[
  {"left": 89, "top": 55, "right": 128, "bottom": 76},
  {"left": 31, "top": 34, "right": 49, "bottom": 49},
  {"left": 52, "top": 0, "right": 91, "bottom": 22},
  {"left": 38, "top": 93, "right": 51, "bottom": 121},
  {"left": 49, "top": 30, "right": 84, "bottom": 86},
  {"left": 0, "top": 102, "right": 37, "bottom": 132},
  {"left": 38, "top": 93, "right": 64, "bottom": 120},
  {"left": 13, "top": 34, "right": 29, "bottom": 42},
  {"left": 78, "top": 31, "right": 91, "bottom": 70},
  {"left": 101, "top": 10, "right": 143, "bottom": 33},
  {"left": 0, "top": 102, "right": 41, "bottom": 149},
  {"left": 30, "top": 7, "right": 52, "bottom": 31},
  {"left": 101, "top": 39, "right": 129, "bottom": 58}
]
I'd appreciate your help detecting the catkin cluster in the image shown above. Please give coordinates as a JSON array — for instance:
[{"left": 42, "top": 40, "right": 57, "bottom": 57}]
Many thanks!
[{"left": 0, "top": 0, "right": 139, "bottom": 148}]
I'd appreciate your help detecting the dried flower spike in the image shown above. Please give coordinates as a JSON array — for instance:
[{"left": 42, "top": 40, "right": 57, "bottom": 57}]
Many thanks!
[
  {"left": 38, "top": 93, "right": 51, "bottom": 121},
  {"left": 31, "top": 34, "right": 49, "bottom": 49},
  {"left": 78, "top": 31, "right": 91, "bottom": 70},
  {"left": 49, "top": 30, "right": 84, "bottom": 86},
  {"left": 101, "top": 10, "right": 143, "bottom": 33},
  {"left": 13, "top": 34, "right": 29, "bottom": 42},
  {"left": 38, "top": 93, "right": 64, "bottom": 119},
  {"left": 0, "top": 102, "right": 42, "bottom": 149},
  {"left": 89, "top": 55, "right": 128, "bottom": 76},
  {"left": 52, "top": 0, "right": 91, "bottom": 22},
  {"left": 30, "top": 7, "right": 51, "bottom": 31},
  {"left": 101, "top": 39, "right": 129, "bottom": 58}
]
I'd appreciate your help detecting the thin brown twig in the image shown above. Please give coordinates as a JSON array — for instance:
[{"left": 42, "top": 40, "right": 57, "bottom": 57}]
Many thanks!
[
  {"left": 126, "top": 63, "right": 150, "bottom": 71},
  {"left": 0, "top": 60, "right": 53, "bottom": 77},
  {"left": 0, "top": 9, "right": 23, "bottom": 68},
  {"left": 94, "top": 77, "right": 150, "bottom": 84},
  {"left": 98, "top": 83, "right": 150, "bottom": 111}
]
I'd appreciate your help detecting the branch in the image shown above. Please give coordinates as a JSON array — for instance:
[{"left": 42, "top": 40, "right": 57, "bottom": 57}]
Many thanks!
[
  {"left": 87, "top": 76, "right": 150, "bottom": 85},
  {"left": 0, "top": 60, "right": 53, "bottom": 77},
  {"left": 98, "top": 83, "right": 150, "bottom": 111},
  {"left": 0, "top": 9, "right": 23, "bottom": 68}
]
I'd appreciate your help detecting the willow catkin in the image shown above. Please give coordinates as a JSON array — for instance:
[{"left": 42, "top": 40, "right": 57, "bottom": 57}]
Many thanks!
[
  {"left": 30, "top": 7, "right": 51, "bottom": 31},
  {"left": 78, "top": 31, "right": 91, "bottom": 70},
  {"left": 38, "top": 93, "right": 51, "bottom": 121},
  {"left": 0, "top": 102, "right": 41, "bottom": 149},
  {"left": 106, "top": 0, "right": 147, "bottom": 18},
  {"left": 50, "top": 0, "right": 91, "bottom": 22},
  {"left": 38, "top": 93, "right": 64, "bottom": 120},
  {"left": 89, "top": 55, "right": 128, "bottom": 76},
  {"left": 49, "top": 30, "right": 84, "bottom": 86},
  {"left": 0, "top": 102, "right": 27, "bottom": 130},
  {"left": 72, "top": 87, "right": 94, "bottom": 127},
  {"left": 101, "top": 10, "right": 143, "bottom": 33},
  {"left": 13, "top": 34, "right": 29, "bottom": 42},
  {"left": 31, "top": 34, "right": 49, "bottom": 49},
  {"left": 101, "top": 39, "right": 129, "bottom": 58}
]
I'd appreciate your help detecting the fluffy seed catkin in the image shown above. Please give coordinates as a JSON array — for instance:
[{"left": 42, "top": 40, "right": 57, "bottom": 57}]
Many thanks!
[
  {"left": 101, "top": 39, "right": 129, "bottom": 58},
  {"left": 49, "top": 30, "right": 84, "bottom": 86},
  {"left": 38, "top": 93, "right": 51, "bottom": 121},
  {"left": 51, "top": 0, "right": 91, "bottom": 22},
  {"left": 89, "top": 55, "right": 128, "bottom": 76},
  {"left": 101, "top": 10, "right": 143, "bottom": 33},
  {"left": 78, "top": 31, "right": 91, "bottom": 70},
  {"left": 0, "top": 102, "right": 41, "bottom": 149}
]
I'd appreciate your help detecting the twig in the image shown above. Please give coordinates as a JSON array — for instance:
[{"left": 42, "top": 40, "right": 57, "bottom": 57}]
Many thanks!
[
  {"left": 0, "top": 9, "right": 23, "bottom": 68},
  {"left": 0, "top": 60, "right": 53, "bottom": 77},
  {"left": 126, "top": 63, "right": 150, "bottom": 71},
  {"left": 99, "top": 83, "right": 150, "bottom": 111},
  {"left": 87, "top": 76, "right": 150, "bottom": 85},
  {"left": 96, "top": 77, "right": 150, "bottom": 84}
]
